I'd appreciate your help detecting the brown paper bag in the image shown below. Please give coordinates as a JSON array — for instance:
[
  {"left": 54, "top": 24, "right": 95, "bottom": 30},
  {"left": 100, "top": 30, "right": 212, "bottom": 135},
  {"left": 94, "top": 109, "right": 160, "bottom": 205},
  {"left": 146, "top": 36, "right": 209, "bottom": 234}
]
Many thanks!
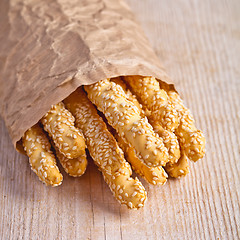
[{"left": 0, "top": 0, "right": 174, "bottom": 149}]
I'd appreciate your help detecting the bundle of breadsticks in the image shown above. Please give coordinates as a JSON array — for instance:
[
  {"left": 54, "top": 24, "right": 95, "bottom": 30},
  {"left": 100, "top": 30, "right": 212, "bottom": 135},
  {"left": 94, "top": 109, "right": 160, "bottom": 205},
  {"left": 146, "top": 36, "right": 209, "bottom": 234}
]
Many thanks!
[{"left": 22, "top": 76, "right": 205, "bottom": 209}]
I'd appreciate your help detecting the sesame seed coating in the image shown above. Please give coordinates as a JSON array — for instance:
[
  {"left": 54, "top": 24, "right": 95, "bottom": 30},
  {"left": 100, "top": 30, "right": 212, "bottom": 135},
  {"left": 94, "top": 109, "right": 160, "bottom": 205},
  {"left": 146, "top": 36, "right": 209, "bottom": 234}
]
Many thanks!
[
  {"left": 114, "top": 77, "right": 180, "bottom": 165},
  {"left": 165, "top": 153, "right": 189, "bottom": 178},
  {"left": 102, "top": 172, "right": 147, "bottom": 209},
  {"left": 41, "top": 102, "right": 86, "bottom": 159},
  {"left": 22, "top": 124, "right": 63, "bottom": 186},
  {"left": 115, "top": 131, "right": 167, "bottom": 185},
  {"left": 151, "top": 122, "right": 180, "bottom": 164},
  {"left": 124, "top": 76, "right": 179, "bottom": 132},
  {"left": 52, "top": 140, "right": 87, "bottom": 177},
  {"left": 64, "top": 88, "right": 147, "bottom": 209},
  {"left": 21, "top": 73, "right": 205, "bottom": 207},
  {"left": 84, "top": 79, "right": 169, "bottom": 168},
  {"left": 161, "top": 83, "right": 206, "bottom": 162},
  {"left": 114, "top": 77, "right": 190, "bottom": 178}
]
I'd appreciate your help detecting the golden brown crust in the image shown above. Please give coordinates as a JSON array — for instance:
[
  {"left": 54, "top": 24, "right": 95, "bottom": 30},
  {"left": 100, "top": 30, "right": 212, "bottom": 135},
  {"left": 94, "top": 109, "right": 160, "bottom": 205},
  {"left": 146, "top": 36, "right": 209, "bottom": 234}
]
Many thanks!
[
  {"left": 160, "top": 83, "right": 206, "bottom": 162},
  {"left": 150, "top": 122, "right": 180, "bottom": 164},
  {"left": 114, "top": 77, "right": 180, "bottom": 165},
  {"left": 41, "top": 102, "right": 86, "bottom": 159},
  {"left": 64, "top": 88, "right": 147, "bottom": 209},
  {"left": 124, "top": 76, "right": 179, "bottom": 131},
  {"left": 53, "top": 141, "right": 87, "bottom": 177},
  {"left": 102, "top": 171, "right": 147, "bottom": 209},
  {"left": 115, "top": 131, "right": 168, "bottom": 185},
  {"left": 21, "top": 74, "right": 205, "bottom": 206},
  {"left": 165, "top": 153, "right": 189, "bottom": 178},
  {"left": 22, "top": 124, "right": 63, "bottom": 186},
  {"left": 84, "top": 79, "right": 169, "bottom": 168}
]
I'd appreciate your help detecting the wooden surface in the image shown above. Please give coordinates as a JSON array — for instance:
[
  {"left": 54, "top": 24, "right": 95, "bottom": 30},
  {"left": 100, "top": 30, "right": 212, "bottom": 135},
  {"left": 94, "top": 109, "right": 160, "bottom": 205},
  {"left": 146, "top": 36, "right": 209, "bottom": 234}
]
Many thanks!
[{"left": 0, "top": 0, "right": 239, "bottom": 239}]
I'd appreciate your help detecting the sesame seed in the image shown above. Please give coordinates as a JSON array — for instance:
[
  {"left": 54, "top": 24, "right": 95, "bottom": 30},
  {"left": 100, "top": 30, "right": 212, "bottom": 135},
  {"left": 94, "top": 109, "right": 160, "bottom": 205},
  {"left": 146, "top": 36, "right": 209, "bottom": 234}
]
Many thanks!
[
  {"left": 128, "top": 202, "right": 133, "bottom": 208},
  {"left": 132, "top": 191, "right": 137, "bottom": 197}
]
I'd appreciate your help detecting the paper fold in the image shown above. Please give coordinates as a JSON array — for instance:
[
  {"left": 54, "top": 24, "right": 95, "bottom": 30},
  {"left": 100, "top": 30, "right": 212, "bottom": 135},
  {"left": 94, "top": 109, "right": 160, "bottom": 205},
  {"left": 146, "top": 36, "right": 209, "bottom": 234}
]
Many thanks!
[{"left": 0, "top": 0, "right": 174, "bottom": 149}]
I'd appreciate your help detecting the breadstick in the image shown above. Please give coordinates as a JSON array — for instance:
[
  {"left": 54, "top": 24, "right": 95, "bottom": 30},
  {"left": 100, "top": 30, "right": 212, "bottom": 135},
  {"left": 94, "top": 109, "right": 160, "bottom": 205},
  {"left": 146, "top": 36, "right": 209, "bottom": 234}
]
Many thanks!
[
  {"left": 153, "top": 122, "right": 189, "bottom": 177},
  {"left": 115, "top": 77, "right": 188, "bottom": 177},
  {"left": 124, "top": 76, "right": 179, "bottom": 132},
  {"left": 164, "top": 153, "right": 189, "bottom": 178},
  {"left": 160, "top": 83, "right": 205, "bottom": 162},
  {"left": 41, "top": 102, "right": 86, "bottom": 159},
  {"left": 150, "top": 122, "right": 180, "bottom": 164},
  {"left": 114, "top": 131, "right": 168, "bottom": 185},
  {"left": 113, "top": 77, "right": 180, "bottom": 164},
  {"left": 112, "top": 77, "right": 142, "bottom": 112},
  {"left": 64, "top": 88, "right": 147, "bottom": 209},
  {"left": 22, "top": 124, "right": 63, "bottom": 186},
  {"left": 84, "top": 79, "right": 169, "bottom": 168},
  {"left": 102, "top": 171, "right": 147, "bottom": 209},
  {"left": 52, "top": 141, "right": 87, "bottom": 177}
]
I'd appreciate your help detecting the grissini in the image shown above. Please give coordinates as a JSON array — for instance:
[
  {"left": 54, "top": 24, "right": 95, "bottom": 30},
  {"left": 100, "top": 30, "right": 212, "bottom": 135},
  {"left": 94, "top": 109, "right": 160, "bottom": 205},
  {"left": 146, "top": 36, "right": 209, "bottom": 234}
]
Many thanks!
[
  {"left": 41, "top": 102, "right": 86, "bottom": 159},
  {"left": 22, "top": 124, "right": 63, "bottom": 186},
  {"left": 160, "top": 82, "right": 206, "bottom": 162},
  {"left": 64, "top": 88, "right": 147, "bottom": 209},
  {"left": 113, "top": 77, "right": 180, "bottom": 165},
  {"left": 113, "top": 77, "right": 189, "bottom": 178},
  {"left": 84, "top": 79, "right": 169, "bottom": 168},
  {"left": 165, "top": 153, "right": 189, "bottom": 178},
  {"left": 114, "top": 130, "right": 168, "bottom": 185},
  {"left": 20, "top": 73, "right": 205, "bottom": 208},
  {"left": 124, "top": 76, "right": 179, "bottom": 132},
  {"left": 52, "top": 140, "right": 87, "bottom": 177}
]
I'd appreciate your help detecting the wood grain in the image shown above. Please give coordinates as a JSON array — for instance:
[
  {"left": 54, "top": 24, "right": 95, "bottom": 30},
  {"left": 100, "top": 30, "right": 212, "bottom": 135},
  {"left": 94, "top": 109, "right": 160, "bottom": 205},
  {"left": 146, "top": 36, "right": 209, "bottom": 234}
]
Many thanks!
[{"left": 0, "top": 0, "right": 239, "bottom": 239}]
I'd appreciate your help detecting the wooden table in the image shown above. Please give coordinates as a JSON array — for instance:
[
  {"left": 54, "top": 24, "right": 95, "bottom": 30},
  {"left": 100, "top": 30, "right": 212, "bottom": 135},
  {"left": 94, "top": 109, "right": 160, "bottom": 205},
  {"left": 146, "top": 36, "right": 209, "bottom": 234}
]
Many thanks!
[{"left": 0, "top": 0, "right": 239, "bottom": 239}]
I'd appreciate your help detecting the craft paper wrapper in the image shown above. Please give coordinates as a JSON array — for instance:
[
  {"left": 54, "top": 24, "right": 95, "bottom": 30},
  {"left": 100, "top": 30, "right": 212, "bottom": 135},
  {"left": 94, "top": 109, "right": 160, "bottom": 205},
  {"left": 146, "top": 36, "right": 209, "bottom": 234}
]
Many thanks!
[{"left": 0, "top": 0, "right": 175, "bottom": 151}]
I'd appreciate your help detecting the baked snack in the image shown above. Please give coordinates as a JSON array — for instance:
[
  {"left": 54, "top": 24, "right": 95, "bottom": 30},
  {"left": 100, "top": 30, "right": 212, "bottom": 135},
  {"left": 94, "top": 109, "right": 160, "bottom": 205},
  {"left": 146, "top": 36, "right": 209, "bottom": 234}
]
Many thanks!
[
  {"left": 21, "top": 75, "right": 205, "bottom": 209},
  {"left": 124, "top": 76, "right": 179, "bottom": 131},
  {"left": 84, "top": 79, "right": 169, "bottom": 168},
  {"left": 22, "top": 124, "right": 63, "bottom": 186},
  {"left": 160, "top": 81, "right": 206, "bottom": 162},
  {"left": 64, "top": 88, "right": 147, "bottom": 209},
  {"left": 52, "top": 140, "right": 87, "bottom": 177},
  {"left": 41, "top": 102, "right": 86, "bottom": 159}
]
